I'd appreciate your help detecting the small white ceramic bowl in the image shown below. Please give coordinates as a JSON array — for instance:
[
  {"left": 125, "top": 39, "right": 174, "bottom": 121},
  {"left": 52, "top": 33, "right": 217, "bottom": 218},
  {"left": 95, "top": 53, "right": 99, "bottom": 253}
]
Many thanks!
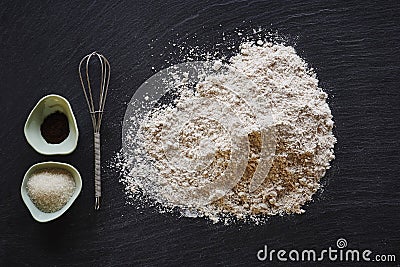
[
  {"left": 21, "top": 161, "right": 82, "bottom": 223},
  {"left": 24, "top": 94, "right": 79, "bottom": 155}
]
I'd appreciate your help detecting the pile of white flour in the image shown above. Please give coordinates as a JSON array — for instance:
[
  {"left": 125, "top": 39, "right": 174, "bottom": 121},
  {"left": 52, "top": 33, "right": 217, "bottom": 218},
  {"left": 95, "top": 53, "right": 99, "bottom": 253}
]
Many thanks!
[{"left": 117, "top": 40, "right": 336, "bottom": 224}]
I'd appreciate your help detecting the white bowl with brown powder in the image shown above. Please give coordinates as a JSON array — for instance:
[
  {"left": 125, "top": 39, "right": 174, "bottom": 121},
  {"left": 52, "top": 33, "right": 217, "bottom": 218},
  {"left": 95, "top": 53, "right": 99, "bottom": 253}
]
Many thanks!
[{"left": 21, "top": 162, "right": 82, "bottom": 222}]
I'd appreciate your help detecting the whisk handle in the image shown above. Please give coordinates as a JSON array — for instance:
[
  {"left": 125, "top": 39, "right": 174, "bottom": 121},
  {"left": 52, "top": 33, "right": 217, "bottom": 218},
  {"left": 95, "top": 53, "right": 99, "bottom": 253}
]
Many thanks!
[{"left": 94, "top": 132, "right": 101, "bottom": 210}]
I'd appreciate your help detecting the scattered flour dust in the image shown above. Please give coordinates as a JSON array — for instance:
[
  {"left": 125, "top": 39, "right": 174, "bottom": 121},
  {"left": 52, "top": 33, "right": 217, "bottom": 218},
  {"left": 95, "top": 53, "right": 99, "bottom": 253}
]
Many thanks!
[{"left": 117, "top": 40, "right": 336, "bottom": 224}]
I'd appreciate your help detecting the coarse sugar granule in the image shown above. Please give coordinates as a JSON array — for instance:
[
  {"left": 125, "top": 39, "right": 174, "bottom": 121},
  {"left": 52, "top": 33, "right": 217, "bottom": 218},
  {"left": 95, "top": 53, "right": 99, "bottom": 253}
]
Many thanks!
[
  {"left": 117, "top": 40, "right": 336, "bottom": 224},
  {"left": 26, "top": 168, "right": 76, "bottom": 213}
]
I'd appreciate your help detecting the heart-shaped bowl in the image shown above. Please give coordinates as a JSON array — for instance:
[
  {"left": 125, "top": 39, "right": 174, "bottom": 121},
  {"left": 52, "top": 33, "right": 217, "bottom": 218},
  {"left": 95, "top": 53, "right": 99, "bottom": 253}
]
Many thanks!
[
  {"left": 24, "top": 94, "right": 79, "bottom": 155},
  {"left": 21, "top": 161, "right": 82, "bottom": 222}
]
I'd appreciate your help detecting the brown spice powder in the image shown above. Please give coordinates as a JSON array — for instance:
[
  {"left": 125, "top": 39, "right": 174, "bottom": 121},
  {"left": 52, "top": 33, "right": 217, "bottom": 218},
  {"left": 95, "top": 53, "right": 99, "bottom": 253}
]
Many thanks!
[{"left": 40, "top": 111, "right": 69, "bottom": 144}]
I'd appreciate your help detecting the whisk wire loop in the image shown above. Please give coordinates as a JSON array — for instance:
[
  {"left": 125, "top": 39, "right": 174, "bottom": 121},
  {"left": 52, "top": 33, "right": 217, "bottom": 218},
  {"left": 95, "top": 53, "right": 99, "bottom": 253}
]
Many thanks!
[{"left": 79, "top": 52, "right": 110, "bottom": 133}]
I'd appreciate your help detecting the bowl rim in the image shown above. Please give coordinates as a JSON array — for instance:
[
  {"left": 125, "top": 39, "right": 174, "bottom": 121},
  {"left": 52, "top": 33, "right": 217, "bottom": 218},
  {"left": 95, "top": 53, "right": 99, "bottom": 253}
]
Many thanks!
[
  {"left": 21, "top": 161, "right": 82, "bottom": 222},
  {"left": 24, "top": 94, "right": 79, "bottom": 155}
]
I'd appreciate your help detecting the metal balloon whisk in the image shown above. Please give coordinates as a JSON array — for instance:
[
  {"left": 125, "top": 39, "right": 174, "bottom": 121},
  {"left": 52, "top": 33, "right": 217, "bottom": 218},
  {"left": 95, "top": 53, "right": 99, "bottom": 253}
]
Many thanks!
[{"left": 78, "top": 52, "right": 110, "bottom": 210}]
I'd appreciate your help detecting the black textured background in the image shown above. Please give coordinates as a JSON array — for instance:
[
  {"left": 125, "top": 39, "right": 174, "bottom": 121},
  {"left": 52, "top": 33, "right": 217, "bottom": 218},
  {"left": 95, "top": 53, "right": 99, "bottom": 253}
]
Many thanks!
[{"left": 1, "top": 1, "right": 399, "bottom": 266}]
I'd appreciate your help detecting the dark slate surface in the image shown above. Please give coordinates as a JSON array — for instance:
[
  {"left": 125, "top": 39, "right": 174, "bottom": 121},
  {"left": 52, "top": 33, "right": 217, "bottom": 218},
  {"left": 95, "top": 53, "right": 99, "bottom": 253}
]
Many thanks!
[{"left": 1, "top": 1, "right": 399, "bottom": 266}]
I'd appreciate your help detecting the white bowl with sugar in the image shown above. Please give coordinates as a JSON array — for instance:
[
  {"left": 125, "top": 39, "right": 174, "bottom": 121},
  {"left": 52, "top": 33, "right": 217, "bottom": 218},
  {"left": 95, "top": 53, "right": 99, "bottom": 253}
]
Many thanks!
[{"left": 21, "top": 161, "right": 82, "bottom": 222}]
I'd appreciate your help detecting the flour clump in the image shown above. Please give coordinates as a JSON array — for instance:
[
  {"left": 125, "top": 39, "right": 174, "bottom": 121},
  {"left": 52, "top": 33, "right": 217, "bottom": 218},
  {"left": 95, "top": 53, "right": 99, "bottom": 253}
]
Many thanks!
[{"left": 118, "top": 40, "right": 336, "bottom": 224}]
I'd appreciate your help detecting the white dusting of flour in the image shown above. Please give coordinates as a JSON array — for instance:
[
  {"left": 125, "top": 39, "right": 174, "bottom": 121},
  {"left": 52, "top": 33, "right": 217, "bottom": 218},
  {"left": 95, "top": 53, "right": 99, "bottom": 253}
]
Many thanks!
[{"left": 117, "top": 39, "right": 336, "bottom": 224}]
